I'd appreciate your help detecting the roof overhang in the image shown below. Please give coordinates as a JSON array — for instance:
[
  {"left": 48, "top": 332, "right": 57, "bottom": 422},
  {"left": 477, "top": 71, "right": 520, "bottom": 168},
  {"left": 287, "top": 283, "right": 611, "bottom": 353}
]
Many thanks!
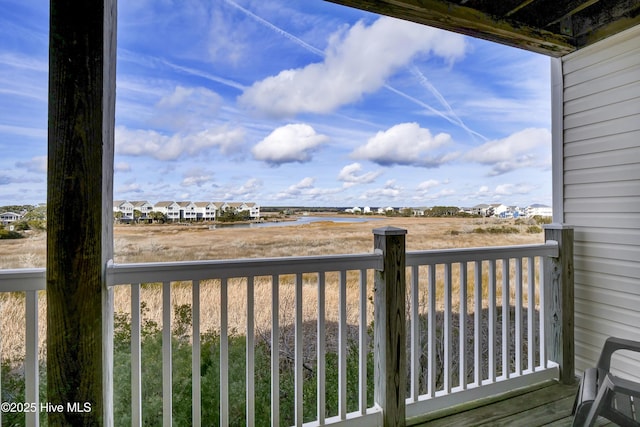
[{"left": 325, "top": 0, "right": 640, "bottom": 57}]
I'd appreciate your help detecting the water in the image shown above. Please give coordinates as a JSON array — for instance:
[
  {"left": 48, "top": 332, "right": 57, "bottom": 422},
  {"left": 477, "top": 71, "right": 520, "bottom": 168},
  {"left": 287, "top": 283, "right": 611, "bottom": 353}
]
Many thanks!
[{"left": 208, "top": 215, "right": 380, "bottom": 229}]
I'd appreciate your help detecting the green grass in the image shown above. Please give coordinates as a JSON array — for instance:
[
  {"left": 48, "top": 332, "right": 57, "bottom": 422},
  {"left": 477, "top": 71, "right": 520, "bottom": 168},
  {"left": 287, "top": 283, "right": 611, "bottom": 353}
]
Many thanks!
[
  {"left": 1, "top": 303, "right": 537, "bottom": 426},
  {"left": 112, "top": 304, "right": 374, "bottom": 426}
]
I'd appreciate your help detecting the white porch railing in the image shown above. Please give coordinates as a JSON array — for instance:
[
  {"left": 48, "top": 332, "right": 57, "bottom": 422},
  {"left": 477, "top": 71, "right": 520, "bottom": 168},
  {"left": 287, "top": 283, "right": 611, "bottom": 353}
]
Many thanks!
[
  {"left": 0, "top": 268, "right": 45, "bottom": 427},
  {"left": 107, "top": 253, "right": 384, "bottom": 427},
  {"left": 404, "top": 242, "right": 560, "bottom": 420},
  {"left": 0, "top": 233, "right": 564, "bottom": 427}
]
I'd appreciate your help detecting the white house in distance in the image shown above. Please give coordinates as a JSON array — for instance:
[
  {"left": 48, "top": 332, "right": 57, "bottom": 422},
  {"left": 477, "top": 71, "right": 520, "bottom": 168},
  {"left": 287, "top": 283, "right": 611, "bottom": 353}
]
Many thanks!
[
  {"left": 0, "top": 212, "right": 22, "bottom": 225},
  {"left": 241, "top": 202, "right": 260, "bottom": 219},
  {"left": 131, "top": 200, "right": 154, "bottom": 219},
  {"left": 113, "top": 200, "right": 134, "bottom": 220},
  {"left": 194, "top": 202, "right": 217, "bottom": 221},
  {"left": 467, "top": 204, "right": 491, "bottom": 216},
  {"left": 177, "top": 201, "right": 198, "bottom": 221},
  {"left": 526, "top": 204, "right": 553, "bottom": 217},
  {"left": 153, "top": 201, "right": 181, "bottom": 221},
  {"left": 110, "top": 200, "right": 260, "bottom": 222},
  {"left": 489, "top": 203, "right": 509, "bottom": 217}
]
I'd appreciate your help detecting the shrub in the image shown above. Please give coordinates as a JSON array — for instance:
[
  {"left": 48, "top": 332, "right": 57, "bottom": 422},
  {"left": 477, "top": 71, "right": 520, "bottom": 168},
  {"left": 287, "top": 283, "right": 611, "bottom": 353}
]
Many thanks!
[
  {"left": 533, "top": 215, "right": 552, "bottom": 225},
  {"left": 112, "top": 304, "right": 373, "bottom": 426},
  {"left": 0, "top": 228, "right": 24, "bottom": 239},
  {"left": 472, "top": 226, "right": 519, "bottom": 234},
  {"left": 527, "top": 225, "right": 543, "bottom": 234}
]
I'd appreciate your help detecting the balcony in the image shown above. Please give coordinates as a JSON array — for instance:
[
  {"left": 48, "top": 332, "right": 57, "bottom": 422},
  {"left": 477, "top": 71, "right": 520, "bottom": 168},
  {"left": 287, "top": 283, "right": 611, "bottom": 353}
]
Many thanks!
[{"left": 0, "top": 226, "right": 573, "bottom": 426}]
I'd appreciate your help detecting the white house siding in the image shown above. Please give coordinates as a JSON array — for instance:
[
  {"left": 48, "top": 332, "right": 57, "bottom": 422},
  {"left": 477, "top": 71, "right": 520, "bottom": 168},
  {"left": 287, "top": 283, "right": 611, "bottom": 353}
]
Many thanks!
[{"left": 562, "top": 25, "right": 640, "bottom": 380}]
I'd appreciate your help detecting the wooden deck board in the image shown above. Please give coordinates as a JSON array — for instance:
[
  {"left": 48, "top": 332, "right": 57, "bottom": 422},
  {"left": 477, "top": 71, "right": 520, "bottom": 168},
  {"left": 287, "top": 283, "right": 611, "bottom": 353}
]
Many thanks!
[{"left": 411, "top": 380, "right": 615, "bottom": 426}]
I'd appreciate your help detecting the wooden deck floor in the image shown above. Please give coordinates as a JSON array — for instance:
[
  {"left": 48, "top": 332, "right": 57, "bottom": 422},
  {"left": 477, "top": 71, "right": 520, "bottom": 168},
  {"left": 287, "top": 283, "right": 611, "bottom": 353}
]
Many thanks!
[{"left": 410, "top": 380, "right": 615, "bottom": 427}]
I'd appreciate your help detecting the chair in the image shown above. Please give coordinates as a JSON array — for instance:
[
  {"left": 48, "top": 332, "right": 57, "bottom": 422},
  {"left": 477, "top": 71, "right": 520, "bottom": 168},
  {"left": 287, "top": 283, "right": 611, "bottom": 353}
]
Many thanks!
[{"left": 572, "top": 337, "right": 640, "bottom": 426}]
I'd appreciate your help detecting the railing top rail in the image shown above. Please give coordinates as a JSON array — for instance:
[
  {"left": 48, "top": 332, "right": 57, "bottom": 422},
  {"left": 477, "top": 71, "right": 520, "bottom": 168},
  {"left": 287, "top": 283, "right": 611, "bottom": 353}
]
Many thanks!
[
  {"left": 0, "top": 268, "right": 46, "bottom": 292},
  {"left": 107, "top": 252, "right": 383, "bottom": 286},
  {"left": 406, "top": 241, "right": 559, "bottom": 266}
]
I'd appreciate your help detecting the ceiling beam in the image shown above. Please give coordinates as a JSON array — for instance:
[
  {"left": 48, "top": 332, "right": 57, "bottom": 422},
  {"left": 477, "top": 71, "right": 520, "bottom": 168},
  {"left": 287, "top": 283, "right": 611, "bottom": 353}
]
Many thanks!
[
  {"left": 573, "top": 2, "right": 640, "bottom": 46},
  {"left": 326, "top": 0, "right": 576, "bottom": 56},
  {"left": 505, "top": 0, "right": 540, "bottom": 18}
]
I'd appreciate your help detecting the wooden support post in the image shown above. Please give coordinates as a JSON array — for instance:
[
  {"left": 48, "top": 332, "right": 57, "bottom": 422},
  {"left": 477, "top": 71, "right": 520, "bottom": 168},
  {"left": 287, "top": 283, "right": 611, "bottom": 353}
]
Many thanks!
[
  {"left": 373, "top": 227, "right": 407, "bottom": 427},
  {"left": 544, "top": 224, "right": 575, "bottom": 385},
  {"left": 47, "top": 0, "right": 116, "bottom": 425}
]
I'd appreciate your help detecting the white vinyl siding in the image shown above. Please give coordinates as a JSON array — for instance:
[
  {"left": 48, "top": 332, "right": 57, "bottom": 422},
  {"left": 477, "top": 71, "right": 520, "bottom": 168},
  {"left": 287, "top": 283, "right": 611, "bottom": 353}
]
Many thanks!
[{"left": 562, "top": 25, "right": 640, "bottom": 380}]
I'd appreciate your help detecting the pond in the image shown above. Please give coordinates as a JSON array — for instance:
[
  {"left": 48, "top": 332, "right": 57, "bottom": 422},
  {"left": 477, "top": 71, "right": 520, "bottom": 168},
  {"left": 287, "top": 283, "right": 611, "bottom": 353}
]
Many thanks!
[{"left": 208, "top": 215, "right": 381, "bottom": 229}]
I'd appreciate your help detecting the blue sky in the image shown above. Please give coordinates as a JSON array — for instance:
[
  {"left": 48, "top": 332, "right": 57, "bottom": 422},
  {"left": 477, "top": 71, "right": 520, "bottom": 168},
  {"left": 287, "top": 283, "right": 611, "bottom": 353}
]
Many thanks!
[{"left": 0, "top": 0, "right": 552, "bottom": 208}]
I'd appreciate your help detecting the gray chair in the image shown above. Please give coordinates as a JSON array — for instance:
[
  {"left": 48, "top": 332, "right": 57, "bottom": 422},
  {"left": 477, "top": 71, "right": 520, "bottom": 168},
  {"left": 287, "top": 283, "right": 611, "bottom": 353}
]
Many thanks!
[{"left": 572, "top": 337, "right": 640, "bottom": 426}]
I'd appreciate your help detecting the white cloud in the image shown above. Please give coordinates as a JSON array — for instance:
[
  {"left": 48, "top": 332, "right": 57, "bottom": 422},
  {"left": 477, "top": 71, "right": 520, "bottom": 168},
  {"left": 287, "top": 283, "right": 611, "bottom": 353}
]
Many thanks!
[
  {"left": 465, "top": 128, "right": 551, "bottom": 175},
  {"left": 274, "top": 177, "right": 342, "bottom": 201},
  {"left": 416, "top": 179, "right": 440, "bottom": 191},
  {"left": 239, "top": 16, "right": 466, "bottom": 117},
  {"left": 352, "top": 122, "right": 455, "bottom": 167},
  {"left": 252, "top": 124, "right": 328, "bottom": 165},
  {"left": 412, "top": 179, "right": 456, "bottom": 202},
  {"left": 181, "top": 171, "right": 212, "bottom": 187},
  {"left": 222, "top": 178, "right": 263, "bottom": 200},
  {"left": 337, "top": 163, "right": 382, "bottom": 187},
  {"left": 115, "top": 162, "right": 131, "bottom": 172},
  {"left": 0, "top": 173, "right": 18, "bottom": 185},
  {"left": 494, "top": 183, "right": 536, "bottom": 196},
  {"left": 115, "top": 125, "right": 245, "bottom": 161},
  {"left": 282, "top": 177, "right": 315, "bottom": 195},
  {"left": 153, "top": 85, "right": 223, "bottom": 131},
  {"left": 359, "top": 179, "right": 404, "bottom": 201},
  {"left": 117, "top": 182, "right": 143, "bottom": 194},
  {"left": 207, "top": 7, "right": 248, "bottom": 65},
  {"left": 16, "top": 156, "right": 47, "bottom": 173}
]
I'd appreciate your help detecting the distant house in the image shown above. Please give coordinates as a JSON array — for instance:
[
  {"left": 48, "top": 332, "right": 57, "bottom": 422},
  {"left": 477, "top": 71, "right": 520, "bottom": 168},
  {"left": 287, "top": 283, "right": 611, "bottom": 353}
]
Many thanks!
[
  {"left": 0, "top": 212, "right": 22, "bottom": 225},
  {"left": 212, "top": 202, "right": 226, "bottom": 213},
  {"left": 224, "top": 202, "right": 243, "bottom": 212},
  {"left": 194, "top": 202, "right": 217, "bottom": 221},
  {"left": 412, "top": 207, "right": 427, "bottom": 216},
  {"left": 526, "top": 204, "right": 552, "bottom": 218},
  {"left": 470, "top": 204, "right": 491, "bottom": 216},
  {"left": 498, "top": 206, "right": 520, "bottom": 218},
  {"left": 241, "top": 202, "right": 260, "bottom": 219},
  {"left": 113, "top": 200, "right": 134, "bottom": 220},
  {"left": 508, "top": 206, "right": 524, "bottom": 218},
  {"left": 110, "top": 199, "right": 259, "bottom": 222},
  {"left": 177, "top": 201, "right": 198, "bottom": 221},
  {"left": 489, "top": 204, "right": 509, "bottom": 217},
  {"left": 154, "top": 201, "right": 181, "bottom": 221},
  {"left": 131, "top": 201, "right": 154, "bottom": 220}
]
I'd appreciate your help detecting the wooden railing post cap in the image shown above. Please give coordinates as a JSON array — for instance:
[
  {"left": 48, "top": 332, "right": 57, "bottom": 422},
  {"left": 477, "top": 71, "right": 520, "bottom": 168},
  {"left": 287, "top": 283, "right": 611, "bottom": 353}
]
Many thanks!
[{"left": 372, "top": 226, "right": 407, "bottom": 236}]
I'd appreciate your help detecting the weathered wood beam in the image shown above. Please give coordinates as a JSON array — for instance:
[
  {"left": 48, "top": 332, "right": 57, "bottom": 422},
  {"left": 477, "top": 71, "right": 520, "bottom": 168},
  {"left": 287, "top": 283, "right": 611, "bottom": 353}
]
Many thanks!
[
  {"left": 544, "top": 225, "right": 575, "bottom": 385},
  {"left": 47, "top": 0, "right": 116, "bottom": 425},
  {"left": 571, "top": 0, "right": 640, "bottom": 45},
  {"left": 325, "top": 0, "right": 576, "bottom": 56},
  {"left": 373, "top": 227, "right": 407, "bottom": 427},
  {"left": 505, "top": 0, "right": 540, "bottom": 18}
]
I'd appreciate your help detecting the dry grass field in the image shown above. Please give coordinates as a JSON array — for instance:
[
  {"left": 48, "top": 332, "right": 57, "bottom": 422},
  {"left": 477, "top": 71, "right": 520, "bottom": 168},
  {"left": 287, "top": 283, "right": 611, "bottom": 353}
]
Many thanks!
[
  {"left": 0, "top": 215, "right": 543, "bottom": 268},
  {"left": 0, "top": 215, "right": 546, "bottom": 362}
]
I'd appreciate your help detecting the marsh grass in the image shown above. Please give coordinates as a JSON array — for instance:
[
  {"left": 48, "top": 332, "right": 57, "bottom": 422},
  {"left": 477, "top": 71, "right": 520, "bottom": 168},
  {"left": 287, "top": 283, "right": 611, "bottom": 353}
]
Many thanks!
[
  {"left": 0, "top": 217, "right": 544, "bottom": 361},
  {"left": 0, "top": 216, "right": 546, "bottom": 421}
]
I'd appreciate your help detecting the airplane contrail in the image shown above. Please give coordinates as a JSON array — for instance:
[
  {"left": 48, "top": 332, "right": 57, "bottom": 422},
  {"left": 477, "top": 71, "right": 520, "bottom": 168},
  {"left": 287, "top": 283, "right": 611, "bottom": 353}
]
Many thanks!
[
  {"left": 223, "top": 0, "right": 325, "bottom": 57},
  {"left": 119, "top": 49, "right": 248, "bottom": 91},
  {"left": 409, "top": 65, "right": 488, "bottom": 141},
  {"left": 225, "top": 0, "right": 484, "bottom": 139}
]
